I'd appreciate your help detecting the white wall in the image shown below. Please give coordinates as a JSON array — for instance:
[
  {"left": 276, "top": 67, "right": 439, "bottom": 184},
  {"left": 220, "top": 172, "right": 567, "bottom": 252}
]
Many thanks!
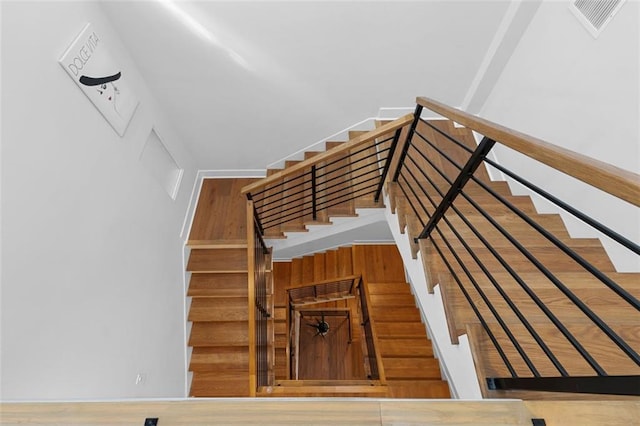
[
  {"left": 1, "top": 1, "right": 197, "bottom": 400},
  {"left": 479, "top": 0, "right": 639, "bottom": 271}
]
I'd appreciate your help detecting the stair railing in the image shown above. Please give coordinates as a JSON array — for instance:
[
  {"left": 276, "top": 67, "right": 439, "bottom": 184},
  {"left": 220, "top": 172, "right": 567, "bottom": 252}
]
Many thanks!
[
  {"left": 285, "top": 275, "right": 363, "bottom": 379},
  {"left": 247, "top": 200, "right": 272, "bottom": 395},
  {"left": 282, "top": 275, "right": 384, "bottom": 382},
  {"left": 392, "top": 97, "right": 640, "bottom": 395},
  {"left": 287, "top": 275, "right": 360, "bottom": 307},
  {"left": 357, "top": 278, "right": 385, "bottom": 382},
  {"left": 241, "top": 115, "right": 413, "bottom": 236}
]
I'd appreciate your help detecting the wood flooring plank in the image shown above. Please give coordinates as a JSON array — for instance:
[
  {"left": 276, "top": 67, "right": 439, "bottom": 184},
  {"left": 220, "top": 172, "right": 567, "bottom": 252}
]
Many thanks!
[
  {"left": 189, "top": 178, "right": 257, "bottom": 241},
  {"left": 353, "top": 245, "right": 407, "bottom": 283}
]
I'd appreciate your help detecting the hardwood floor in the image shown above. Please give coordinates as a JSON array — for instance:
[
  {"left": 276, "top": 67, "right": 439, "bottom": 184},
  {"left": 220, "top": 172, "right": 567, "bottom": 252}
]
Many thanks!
[
  {"left": 298, "top": 313, "right": 364, "bottom": 380},
  {"left": 189, "top": 178, "right": 257, "bottom": 242}
]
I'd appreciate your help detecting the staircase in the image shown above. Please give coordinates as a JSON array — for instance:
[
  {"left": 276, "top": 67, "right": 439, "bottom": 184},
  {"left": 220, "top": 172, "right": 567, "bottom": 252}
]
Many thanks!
[
  {"left": 187, "top": 99, "right": 638, "bottom": 399},
  {"left": 384, "top": 115, "right": 640, "bottom": 399},
  {"left": 353, "top": 245, "right": 451, "bottom": 398},
  {"left": 267, "top": 246, "right": 374, "bottom": 396},
  {"left": 266, "top": 245, "right": 451, "bottom": 398},
  {"left": 186, "top": 178, "right": 255, "bottom": 397}
]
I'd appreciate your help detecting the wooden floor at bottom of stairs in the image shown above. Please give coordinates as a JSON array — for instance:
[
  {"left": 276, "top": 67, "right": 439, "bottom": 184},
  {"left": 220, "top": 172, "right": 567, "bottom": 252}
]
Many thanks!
[{"left": 2, "top": 400, "right": 638, "bottom": 425}]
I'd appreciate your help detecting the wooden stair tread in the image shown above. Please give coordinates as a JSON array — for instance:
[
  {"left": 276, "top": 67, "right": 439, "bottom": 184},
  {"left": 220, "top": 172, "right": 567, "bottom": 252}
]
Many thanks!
[
  {"left": 377, "top": 337, "right": 435, "bottom": 357},
  {"left": 448, "top": 286, "right": 639, "bottom": 325},
  {"left": 467, "top": 322, "right": 640, "bottom": 378},
  {"left": 375, "top": 321, "right": 427, "bottom": 338},
  {"left": 188, "top": 321, "right": 248, "bottom": 347},
  {"left": 383, "top": 357, "right": 443, "bottom": 380},
  {"left": 386, "top": 379, "right": 451, "bottom": 398},
  {"left": 274, "top": 333, "right": 287, "bottom": 347},
  {"left": 366, "top": 282, "right": 413, "bottom": 295},
  {"left": 369, "top": 293, "right": 417, "bottom": 306},
  {"left": 188, "top": 273, "right": 248, "bottom": 297},
  {"left": 368, "top": 307, "right": 422, "bottom": 322},
  {"left": 189, "top": 346, "right": 249, "bottom": 372},
  {"left": 273, "top": 306, "right": 287, "bottom": 319},
  {"left": 188, "top": 297, "right": 249, "bottom": 322},
  {"left": 187, "top": 248, "right": 247, "bottom": 272},
  {"left": 190, "top": 372, "right": 250, "bottom": 397},
  {"left": 465, "top": 324, "right": 640, "bottom": 400},
  {"left": 432, "top": 244, "right": 616, "bottom": 273},
  {"left": 458, "top": 271, "right": 640, "bottom": 290},
  {"left": 274, "top": 321, "right": 287, "bottom": 335},
  {"left": 187, "top": 239, "right": 247, "bottom": 249}
]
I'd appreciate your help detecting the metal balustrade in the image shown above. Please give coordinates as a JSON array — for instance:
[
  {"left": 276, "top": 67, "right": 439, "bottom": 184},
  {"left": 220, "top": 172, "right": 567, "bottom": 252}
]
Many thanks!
[{"left": 244, "top": 97, "right": 640, "bottom": 396}]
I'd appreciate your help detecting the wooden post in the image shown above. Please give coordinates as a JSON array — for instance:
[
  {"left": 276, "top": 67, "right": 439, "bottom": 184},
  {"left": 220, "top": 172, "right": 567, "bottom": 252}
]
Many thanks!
[{"left": 247, "top": 200, "right": 257, "bottom": 396}]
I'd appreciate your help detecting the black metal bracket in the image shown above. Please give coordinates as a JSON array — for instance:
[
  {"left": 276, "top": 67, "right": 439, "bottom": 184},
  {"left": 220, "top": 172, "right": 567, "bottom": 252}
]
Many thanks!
[
  {"left": 311, "top": 164, "right": 317, "bottom": 220},
  {"left": 392, "top": 104, "right": 423, "bottom": 182},
  {"left": 375, "top": 127, "right": 403, "bottom": 202},
  {"left": 417, "top": 136, "right": 496, "bottom": 240}
]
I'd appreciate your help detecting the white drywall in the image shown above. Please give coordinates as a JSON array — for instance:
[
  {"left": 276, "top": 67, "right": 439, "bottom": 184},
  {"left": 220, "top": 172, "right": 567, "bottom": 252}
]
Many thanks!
[
  {"left": 1, "top": 1, "right": 197, "bottom": 400},
  {"left": 269, "top": 209, "right": 394, "bottom": 261},
  {"left": 461, "top": 0, "right": 542, "bottom": 114},
  {"left": 479, "top": 0, "right": 639, "bottom": 271}
]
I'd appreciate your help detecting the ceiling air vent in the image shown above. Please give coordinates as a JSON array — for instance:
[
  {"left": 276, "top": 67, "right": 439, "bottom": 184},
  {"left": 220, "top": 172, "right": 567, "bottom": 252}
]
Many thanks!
[{"left": 569, "top": 0, "right": 626, "bottom": 38}]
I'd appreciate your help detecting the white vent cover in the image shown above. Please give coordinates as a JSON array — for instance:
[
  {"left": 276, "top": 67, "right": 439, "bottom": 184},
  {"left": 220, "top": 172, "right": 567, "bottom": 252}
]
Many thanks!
[{"left": 569, "top": 0, "right": 626, "bottom": 38}]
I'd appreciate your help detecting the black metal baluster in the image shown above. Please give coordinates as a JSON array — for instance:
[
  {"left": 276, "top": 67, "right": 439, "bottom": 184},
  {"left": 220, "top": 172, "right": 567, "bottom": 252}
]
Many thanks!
[
  {"left": 375, "top": 128, "right": 403, "bottom": 202},
  {"left": 393, "top": 104, "right": 423, "bottom": 182},
  {"left": 417, "top": 137, "right": 496, "bottom": 240},
  {"left": 311, "top": 165, "right": 317, "bottom": 221}
]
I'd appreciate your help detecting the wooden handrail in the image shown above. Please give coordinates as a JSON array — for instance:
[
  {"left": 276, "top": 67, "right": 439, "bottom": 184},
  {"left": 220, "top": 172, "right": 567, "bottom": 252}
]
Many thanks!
[
  {"left": 417, "top": 96, "right": 640, "bottom": 207},
  {"left": 360, "top": 280, "right": 387, "bottom": 384},
  {"left": 285, "top": 274, "right": 361, "bottom": 291},
  {"left": 241, "top": 114, "right": 414, "bottom": 195}
]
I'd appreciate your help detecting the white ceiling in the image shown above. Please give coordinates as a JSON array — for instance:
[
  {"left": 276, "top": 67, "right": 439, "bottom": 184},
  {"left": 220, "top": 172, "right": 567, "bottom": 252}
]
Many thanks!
[{"left": 100, "top": 1, "right": 510, "bottom": 170}]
